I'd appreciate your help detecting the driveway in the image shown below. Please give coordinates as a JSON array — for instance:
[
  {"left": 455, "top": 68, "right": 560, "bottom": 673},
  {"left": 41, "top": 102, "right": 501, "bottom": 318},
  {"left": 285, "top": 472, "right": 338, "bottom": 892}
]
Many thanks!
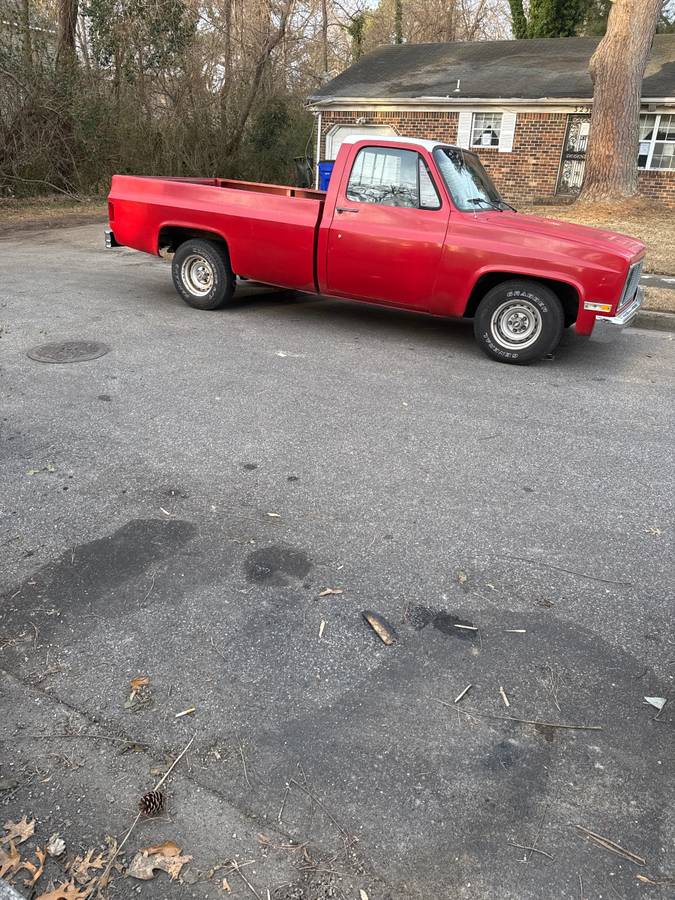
[{"left": 0, "top": 224, "right": 673, "bottom": 899}]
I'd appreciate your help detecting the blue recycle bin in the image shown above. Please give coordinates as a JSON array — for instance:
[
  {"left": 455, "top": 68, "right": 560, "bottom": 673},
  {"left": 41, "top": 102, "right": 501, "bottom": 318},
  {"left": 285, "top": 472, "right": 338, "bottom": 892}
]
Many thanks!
[{"left": 318, "top": 161, "right": 335, "bottom": 191}]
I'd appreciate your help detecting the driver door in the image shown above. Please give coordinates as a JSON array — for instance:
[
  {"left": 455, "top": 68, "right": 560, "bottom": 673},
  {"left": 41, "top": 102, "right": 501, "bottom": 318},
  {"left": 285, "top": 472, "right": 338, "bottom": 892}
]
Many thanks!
[{"left": 325, "top": 145, "right": 449, "bottom": 310}]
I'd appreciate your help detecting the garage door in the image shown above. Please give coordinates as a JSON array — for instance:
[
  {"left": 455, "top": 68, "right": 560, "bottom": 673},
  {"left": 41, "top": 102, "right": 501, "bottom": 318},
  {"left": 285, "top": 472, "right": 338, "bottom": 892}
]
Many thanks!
[{"left": 324, "top": 124, "right": 397, "bottom": 161}]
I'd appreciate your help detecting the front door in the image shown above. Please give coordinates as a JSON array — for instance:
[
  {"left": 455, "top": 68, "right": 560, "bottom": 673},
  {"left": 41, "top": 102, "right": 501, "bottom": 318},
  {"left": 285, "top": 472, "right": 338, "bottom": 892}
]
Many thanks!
[
  {"left": 325, "top": 144, "right": 449, "bottom": 310},
  {"left": 557, "top": 114, "right": 590, "bottom": 196}
]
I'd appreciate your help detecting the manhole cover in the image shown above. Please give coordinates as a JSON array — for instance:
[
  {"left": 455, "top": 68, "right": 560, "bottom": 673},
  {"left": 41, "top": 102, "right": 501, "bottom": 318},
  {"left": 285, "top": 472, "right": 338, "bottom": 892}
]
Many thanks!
[{"left": 27, "top": 340, "right": 111, "bottom": 364}]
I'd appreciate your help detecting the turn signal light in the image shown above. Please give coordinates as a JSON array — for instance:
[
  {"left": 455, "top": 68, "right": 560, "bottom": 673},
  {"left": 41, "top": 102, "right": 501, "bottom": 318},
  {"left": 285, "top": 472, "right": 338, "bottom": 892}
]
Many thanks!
[{"left": 583, "top": 301, "right": 613, "bottom": 313}]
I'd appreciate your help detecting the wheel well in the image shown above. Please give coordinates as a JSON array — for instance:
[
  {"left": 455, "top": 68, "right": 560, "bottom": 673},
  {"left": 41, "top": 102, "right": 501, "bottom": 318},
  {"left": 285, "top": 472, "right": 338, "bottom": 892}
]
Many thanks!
[
  {"left": 157, "top": 226, "right": 229, "bottom": 256},
  {"left": 464, "top": 272, "right": 579, "bottom": 326}
]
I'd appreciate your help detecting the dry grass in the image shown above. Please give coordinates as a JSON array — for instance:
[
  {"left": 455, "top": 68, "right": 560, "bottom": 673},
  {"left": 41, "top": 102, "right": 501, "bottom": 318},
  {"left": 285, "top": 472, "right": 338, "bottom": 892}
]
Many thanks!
[
  {"left": 642, "top": 286, "right": 675, "bottom": 313},
  {"left": 521, "top": 198, "right": 675, "bottom": 276},
  {"left": 0, "top": 196, "right": 106, "bottom": 236}
]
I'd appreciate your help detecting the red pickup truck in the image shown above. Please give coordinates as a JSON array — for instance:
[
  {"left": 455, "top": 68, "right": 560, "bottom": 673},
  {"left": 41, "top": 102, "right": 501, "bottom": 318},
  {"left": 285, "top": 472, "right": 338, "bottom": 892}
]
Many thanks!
[{"left": 106, "top": 136, "right": 645, "bottom": 364}]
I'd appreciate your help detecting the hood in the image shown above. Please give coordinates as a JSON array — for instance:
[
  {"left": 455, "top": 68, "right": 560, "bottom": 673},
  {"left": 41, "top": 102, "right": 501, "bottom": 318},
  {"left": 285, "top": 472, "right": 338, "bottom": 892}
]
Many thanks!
[{"left": 487, "top": 211, "right": 645, "bottom": 260}]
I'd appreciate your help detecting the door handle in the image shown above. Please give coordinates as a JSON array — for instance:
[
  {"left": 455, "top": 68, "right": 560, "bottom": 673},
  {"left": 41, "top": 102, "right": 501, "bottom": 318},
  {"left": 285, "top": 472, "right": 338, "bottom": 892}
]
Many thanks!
[{"left": 336, "top": 207, "right": 359, "bottom": 214}]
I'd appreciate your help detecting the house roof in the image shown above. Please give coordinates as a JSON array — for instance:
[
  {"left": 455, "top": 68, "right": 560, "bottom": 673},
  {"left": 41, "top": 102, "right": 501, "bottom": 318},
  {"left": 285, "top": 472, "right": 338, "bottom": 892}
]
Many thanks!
[{"left": 309, "top": 35, "right": 675, "bottom": 104}]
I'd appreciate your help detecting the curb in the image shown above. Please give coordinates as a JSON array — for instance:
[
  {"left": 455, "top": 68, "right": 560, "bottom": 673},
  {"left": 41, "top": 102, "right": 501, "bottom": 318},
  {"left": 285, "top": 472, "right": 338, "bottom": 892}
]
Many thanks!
[
  {"left": 0, "top": 880, "right": 25, "bottom": 900},
  {"left": 634, "top": 309, "right": 675, "bottom": 332}
]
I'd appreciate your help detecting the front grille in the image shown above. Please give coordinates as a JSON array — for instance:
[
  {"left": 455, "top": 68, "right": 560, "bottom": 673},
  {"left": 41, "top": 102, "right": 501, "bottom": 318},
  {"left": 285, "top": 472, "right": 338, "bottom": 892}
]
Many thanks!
[{"left": 618, "top": 261, "right": 643, "bottom": 311}]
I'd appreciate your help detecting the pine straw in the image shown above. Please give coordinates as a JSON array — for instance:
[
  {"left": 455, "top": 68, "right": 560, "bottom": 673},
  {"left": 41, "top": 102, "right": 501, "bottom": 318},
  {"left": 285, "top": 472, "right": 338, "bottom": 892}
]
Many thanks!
[{"left": 521, "top": 198, "right": 675, "bottom": 276}]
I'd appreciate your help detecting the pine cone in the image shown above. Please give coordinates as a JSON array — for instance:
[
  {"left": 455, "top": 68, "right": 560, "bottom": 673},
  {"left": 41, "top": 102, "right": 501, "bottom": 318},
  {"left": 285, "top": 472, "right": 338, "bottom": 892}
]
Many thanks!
[{"left": 138, "top": 790, "right": 164, "bottom": 816}]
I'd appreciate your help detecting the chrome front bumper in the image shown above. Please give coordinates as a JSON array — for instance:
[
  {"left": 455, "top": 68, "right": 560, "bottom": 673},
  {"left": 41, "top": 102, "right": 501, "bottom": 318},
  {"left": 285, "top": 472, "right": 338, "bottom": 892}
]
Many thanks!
[
  {"left": 590, "top": 287, "right": 644, "bottom": 342},
  {"left": 104, "top": 228, "right": 121, "bottom": 249}
]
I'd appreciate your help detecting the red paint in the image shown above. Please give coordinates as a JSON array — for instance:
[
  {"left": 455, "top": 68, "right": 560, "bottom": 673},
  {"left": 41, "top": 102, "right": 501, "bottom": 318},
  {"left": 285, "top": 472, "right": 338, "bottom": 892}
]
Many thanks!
[{"left": 107, "top": 139, "right": 645, "bottom": 335}]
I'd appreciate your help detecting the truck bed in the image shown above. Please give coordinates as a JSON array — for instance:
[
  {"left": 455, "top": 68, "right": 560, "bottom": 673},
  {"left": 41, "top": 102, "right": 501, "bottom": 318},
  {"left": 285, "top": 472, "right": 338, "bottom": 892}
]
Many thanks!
[{"left": 108, "top": 175, "right": 327, "bottom": 293}]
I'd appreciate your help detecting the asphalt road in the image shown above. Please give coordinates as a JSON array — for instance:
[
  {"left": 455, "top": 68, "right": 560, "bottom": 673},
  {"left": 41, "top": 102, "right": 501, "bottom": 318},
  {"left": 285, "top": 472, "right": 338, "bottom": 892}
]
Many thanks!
[{"left": 1, "top": 224, "right": 673, "bottom": 900}]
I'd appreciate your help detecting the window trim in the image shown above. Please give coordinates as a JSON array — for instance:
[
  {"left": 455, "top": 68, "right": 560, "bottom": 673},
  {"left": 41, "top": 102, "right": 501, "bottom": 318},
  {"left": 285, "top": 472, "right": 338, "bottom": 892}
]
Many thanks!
[
  {"left": 639, "top": 112, "right": 675, "bottom": 171},
  {"left": 470, "top": 112, "right": 503, "bottom": 149},
  {"left": 344, "top": 145, "right": 444, "bottom": 211}
]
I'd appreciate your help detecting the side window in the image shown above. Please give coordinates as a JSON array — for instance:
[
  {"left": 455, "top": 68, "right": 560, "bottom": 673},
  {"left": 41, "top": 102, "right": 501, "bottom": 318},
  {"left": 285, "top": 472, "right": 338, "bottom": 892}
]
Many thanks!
[{"left": 346, "top": 147, "right": 441, "bottom": 209}]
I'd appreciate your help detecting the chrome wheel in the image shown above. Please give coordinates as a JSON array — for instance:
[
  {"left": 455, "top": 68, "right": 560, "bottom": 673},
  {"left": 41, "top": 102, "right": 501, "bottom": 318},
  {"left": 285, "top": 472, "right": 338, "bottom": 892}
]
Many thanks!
[
  {"left": 181, "top": 254, "right": 214, "bottom": 296},
  {"left": 490, "top": 299, "right": 542, "bottom": 351}
]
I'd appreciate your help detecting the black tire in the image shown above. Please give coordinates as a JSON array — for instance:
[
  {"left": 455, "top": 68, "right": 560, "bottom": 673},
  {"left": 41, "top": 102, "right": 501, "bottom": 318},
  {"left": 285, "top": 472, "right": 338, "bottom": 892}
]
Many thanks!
[
  {"left": 473, "top": 279, "right": 564, "bottom": 365},
  {"left": 172, "top": 238, "right": 235, "bottom": 310}
]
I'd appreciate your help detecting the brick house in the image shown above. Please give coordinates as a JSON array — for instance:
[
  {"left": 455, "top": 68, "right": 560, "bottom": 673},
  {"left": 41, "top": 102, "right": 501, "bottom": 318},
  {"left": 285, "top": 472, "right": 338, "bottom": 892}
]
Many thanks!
[{"left": 308, "top": 36, "right": 675, "bottom": 207}]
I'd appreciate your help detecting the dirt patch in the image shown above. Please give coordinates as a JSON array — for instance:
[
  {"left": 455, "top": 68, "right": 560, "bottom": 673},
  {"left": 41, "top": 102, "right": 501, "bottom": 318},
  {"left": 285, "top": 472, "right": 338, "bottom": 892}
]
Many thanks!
[
  {"left": 522, "top": 198, "right": 675, "bottom": 276},
  {"left": 0, "top": 195, "right": 106, "bottom": 236}
]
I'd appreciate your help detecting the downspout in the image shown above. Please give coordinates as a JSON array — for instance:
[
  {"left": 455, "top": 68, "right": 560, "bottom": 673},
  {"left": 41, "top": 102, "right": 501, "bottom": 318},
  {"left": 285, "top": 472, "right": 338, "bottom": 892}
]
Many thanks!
[{"left": 314, "top": 111, "right": 322, "bottom": 189}]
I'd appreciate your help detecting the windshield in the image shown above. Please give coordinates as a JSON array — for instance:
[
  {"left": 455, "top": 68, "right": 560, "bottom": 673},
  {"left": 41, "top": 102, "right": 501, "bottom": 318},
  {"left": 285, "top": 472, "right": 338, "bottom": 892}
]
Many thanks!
[{"left": 433, "top": 147, "right": 503, "bottom": 211}]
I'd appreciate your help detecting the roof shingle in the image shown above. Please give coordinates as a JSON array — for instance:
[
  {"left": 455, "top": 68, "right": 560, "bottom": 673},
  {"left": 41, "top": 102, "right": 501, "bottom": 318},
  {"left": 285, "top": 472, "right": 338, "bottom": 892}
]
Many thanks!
[{"left": 310, "top": 35, "right": 675, "bottom": 102}]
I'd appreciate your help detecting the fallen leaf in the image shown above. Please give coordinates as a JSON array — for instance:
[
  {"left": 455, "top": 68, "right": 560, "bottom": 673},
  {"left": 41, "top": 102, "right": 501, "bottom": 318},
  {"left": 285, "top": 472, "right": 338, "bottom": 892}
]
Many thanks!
[
  {"left": 70, "top": 848, "right": 106, "bottom": 883},
  {"left": 130, "top": 675, "right": 150, "bottom": 692},
  {"left": 142, "top": 840, "right": 182, "bottom": 858},
  {"left": 222, "top": 877, "right": 231, "bottom": 892},
  {"left": 266, "top": 512, "right": 281, "bottom": 518},
  {"left": 359, "top": 890, "right": 369, "bottom": 900},
  {"left": 319, "top": 619, "right": 326, "bottom": 639},
  {"left": 644, "top": 696, "right": 667, "bottom": 711},
  {"left": 126, "top": 850, "right": 192, "bottom": 881},
  {"left": 0, "top": 840, "right": 20, "bottom": 878},
  {"left": 20, "top": 846, "right": 46, "bottom": 886},
  {"left": 2, "top": 816, "right": 35, "bottom": 845},
  {"left": 35, "top": 880, "right": 89, "bottom": 899},
  {"left": 47, "top": 834, "right": 66, "bottom": 857},
  {"left": 456, "top": 569, "right": 469, "bottom": 589},
  {"left": 318, "top": 588, "right": 343, "bottom": 597}
]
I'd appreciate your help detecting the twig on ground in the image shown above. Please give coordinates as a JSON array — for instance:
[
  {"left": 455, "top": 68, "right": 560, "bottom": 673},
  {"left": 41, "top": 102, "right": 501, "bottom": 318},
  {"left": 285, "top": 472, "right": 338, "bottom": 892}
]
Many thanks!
[
  {"left": 154, "top": 734, "right": 195, "bottom": 791},
  {"left": 229, "top": 859, "right": 262, "bottom": 899},
  {"left": 209, "top": 635, "right": 227, "bottom": 661},
  {"left": 239, "top": 741, "right": 251, "bottom": 789},
  {"left": 91, "top": 733, "right": 196, "bottom": 896},
  {"left": 28, "top": 732, "right": 148, "bottom": 747},
  {"left": 498, "top": 554, "right": 631, "bottom": 587},
  {"left": 507, "top": 841, "right": 554, "bottom": 860},
  {"left": 573, "top": 825, "right": 646, "bottom": 866},
  {"left": 454, "top": 684, "right": 471, "bottom": 704},
  {"left": 290, "top": 778, "right": 349, "bottom": 838},
  {"left": 526, "top": 801, "right": 549, "bottom": 863},
  {"left": 278, "top": 783, "right": 290, "bottom": 824},
  {"left": 578, "top": 873, "right": 584, "bottom": 899},
  {"left": 141, "top": 573, "right": 156, "bottom": 605},
  {"left": 434, "top": 699, "right": 602, "bottom": 730},
  {"left": 544, "top": 664, "right": 561, "bottom": 713}
]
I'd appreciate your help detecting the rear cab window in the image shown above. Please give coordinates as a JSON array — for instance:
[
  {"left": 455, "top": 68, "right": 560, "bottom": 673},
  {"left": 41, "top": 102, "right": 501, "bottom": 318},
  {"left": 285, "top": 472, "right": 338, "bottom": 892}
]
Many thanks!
[{"left": 346, "top": 146, "right": 441, "bottom": 210}]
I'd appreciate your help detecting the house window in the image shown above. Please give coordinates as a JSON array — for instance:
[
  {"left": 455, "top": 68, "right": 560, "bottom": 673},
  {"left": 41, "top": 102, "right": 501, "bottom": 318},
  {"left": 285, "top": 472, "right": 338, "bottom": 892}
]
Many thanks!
[
  {"left": 471, "top": 113, "right": 502, "bottom": 148},
  {"left": 638, "top": 113, "right": 675, "bottom": 170}
]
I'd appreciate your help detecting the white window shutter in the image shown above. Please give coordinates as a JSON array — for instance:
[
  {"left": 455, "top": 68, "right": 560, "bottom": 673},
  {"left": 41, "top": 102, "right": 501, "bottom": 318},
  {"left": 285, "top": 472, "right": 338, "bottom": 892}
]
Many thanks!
[
  {"left": 499, "top": 112, "right": 517, "bottom": 152},
  {"left": 457, "top": 111, "right": 472, "bottom": 148}
]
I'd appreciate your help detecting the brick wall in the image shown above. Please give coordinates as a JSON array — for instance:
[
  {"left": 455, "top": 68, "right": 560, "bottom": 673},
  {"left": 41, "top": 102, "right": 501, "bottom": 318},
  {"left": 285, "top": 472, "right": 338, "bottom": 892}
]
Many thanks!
[
  {"left": 637, "top": 169, "right": 675, "bottom": 208},
  {"left": 319, "top": 109, "right": 675, "bottom": 208}
]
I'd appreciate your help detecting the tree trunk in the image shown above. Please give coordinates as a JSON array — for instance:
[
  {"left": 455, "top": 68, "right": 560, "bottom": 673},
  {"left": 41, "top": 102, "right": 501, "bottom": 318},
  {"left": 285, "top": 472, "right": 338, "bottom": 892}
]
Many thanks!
[
  {"left": 578, "top": 0, "right": 661, "bottom": 203},
  {"left": 321, "top": 0, "right": 329, "bottom": 75},
  {"left": 56, "top": 0, "right": 78, "bottom": 70},
  {"left": 20, "top": 0, "right": 32, "bottom": 71},
  {"left": 223, "top": 0, "right": 294, "bottom": 157}
]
